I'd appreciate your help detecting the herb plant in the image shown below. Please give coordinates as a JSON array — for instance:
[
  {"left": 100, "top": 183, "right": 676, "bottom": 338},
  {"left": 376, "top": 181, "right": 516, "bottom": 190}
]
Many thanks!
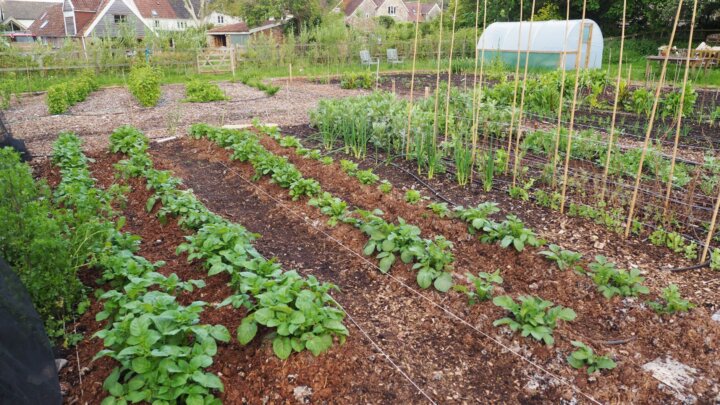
[{"left": 405, "top": 189, "right": 422, "bottom": 204}]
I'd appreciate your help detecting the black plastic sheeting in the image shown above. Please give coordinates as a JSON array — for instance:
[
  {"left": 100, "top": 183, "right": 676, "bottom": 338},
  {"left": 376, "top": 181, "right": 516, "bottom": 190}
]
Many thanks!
[
  {"left": 0, "top": 111, "right": 29, "bottom": 161},
  {"left": 0, "top": 256, "right": 62, "bottom": 405}
]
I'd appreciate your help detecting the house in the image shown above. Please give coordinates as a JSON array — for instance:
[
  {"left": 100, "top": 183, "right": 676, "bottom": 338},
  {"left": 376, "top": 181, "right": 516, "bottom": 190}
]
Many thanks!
[
  {"left": 206, "top": 17, "right": 289, "bottom": 48},
  {"left": 1, "top": 0, "right": 61, "bottom": 31},
  {"left": 29, "top": 0, "right": 150, "bottom": 47},
  {"left": 28, "top": 0, "right": 240, "bottom": 47},
  {"left": 334, "top": 0, "right": 440, "bottom": 26}
]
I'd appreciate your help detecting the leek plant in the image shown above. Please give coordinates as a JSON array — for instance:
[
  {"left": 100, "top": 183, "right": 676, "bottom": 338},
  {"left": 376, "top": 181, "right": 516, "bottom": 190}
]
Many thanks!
[{"left": 454, "top": 136, "right": 472, "bottom": 187}]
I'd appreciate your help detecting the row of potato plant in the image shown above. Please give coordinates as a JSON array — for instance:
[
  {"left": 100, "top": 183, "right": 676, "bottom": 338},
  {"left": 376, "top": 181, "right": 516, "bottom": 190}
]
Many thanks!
[
  {"left": 249, "top": 126, "right": 620, "bottom": 375},
  {"left": 53, "top": 133, "right": 228, "bottom": 405},
  {"left": 110, "top": 125, "right": 349, "bottom": 360},
  {"left": 192, "top": 123, "right": 457, "bottom": 292}
]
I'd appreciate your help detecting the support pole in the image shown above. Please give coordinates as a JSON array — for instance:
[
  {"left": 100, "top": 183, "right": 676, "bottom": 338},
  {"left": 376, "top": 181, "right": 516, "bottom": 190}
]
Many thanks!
[{"left": 405, "top": 0, "right": 423, "bottom": 159}]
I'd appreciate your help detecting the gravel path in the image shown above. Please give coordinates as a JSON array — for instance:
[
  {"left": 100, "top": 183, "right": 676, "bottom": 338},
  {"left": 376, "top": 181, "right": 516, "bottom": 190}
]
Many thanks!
[{"left": 5, "top": 79, "right": 366, "bottom": 156}]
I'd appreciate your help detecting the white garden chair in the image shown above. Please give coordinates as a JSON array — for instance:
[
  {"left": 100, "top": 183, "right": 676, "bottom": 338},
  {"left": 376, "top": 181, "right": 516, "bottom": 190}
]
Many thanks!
[
  {"left": 360, "top": 50, "right": 379, "bottom": 66},
  {"left": 387, "top": 48, "right": 404, "bottom": 65}
]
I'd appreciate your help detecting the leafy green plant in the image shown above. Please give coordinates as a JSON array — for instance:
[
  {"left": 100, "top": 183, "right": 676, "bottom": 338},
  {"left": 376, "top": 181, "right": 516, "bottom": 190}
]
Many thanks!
[
  {"left": 454, "top": 202, "right": 500, "bottom": 234},
  {"left": 309, "top": 192, "right": 349, "bottom": 226},
  {"left": 587, "top": 256, "right": 649, "bottom": 299},
  {"left": 289, "top": 178, "right": 322, "bottom": 201},
  {"left": 320, "top": 156, "right": 334, "bottom": 165},
  {"left": 410, "top": 236, "right": 454, "bottom": 292},
  {"left": 359, "top": 213, "right": 423, "bottom": 273},
  {"left": 405, "top": 189, "right": 422, "bottom": 204},
  {"left": 378, "top": 180, "right": 393, "bottom": 193},
  {"left": 539, "top": 244, "right": 583, "bottom": 273},
  {"left": 129, "top": 64, "right": 161, "bottom": 107},
  {"left": 481, "top": 215, "right": 543, "bottom": 252},
  {"left": 566, "top": 341, "right": 617, "bottom": 374},
  {"left": 340, "top": 159, "right": 359, "bottom": 175},
  {"left": 492, "top": 295, "right": 576, "bottom": 345},
  {"left": 355, "top": 169, "right": 379, "bottom": 185},
  {"left": 427, "top": 202, "right": 452, "bottom": 218},
  {"left": 711, "top": 248, "right": 720, "bottom": 271},
  {"left": 648, "top": 284, "right": 694, "bottom": 314},
  {"left": 184, "top": 80, "right": 228, "bottom": 102},
  {"left": 340, "top": 71, "right": 374, "bottom": 89},
  {"left": 454, "top": 270, "right": 503, "bottom": 305}
]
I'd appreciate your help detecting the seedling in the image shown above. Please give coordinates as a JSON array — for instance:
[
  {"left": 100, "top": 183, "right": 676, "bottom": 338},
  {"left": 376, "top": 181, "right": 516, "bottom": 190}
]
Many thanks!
[
  {"left": 454, "top": 202, "right": 500, "bottom": 234},
  {"left": 454, "top": 270, "right": 503, "bottom": 305},
  {"left": 648, "top": 284, "right": 694, "bottom": 314},
  {"left": 427, "top": 202, "right": 452, "bottom": 218},
  {"left": 340, "top": 159, "right": 359, "bottom": 175},
  {"left": 405, "top": 189, "right": 422, "bottom": 204},
  {"left": 587, "top": 256, "right": 649, "bottom": 299},
  {"left": 566, "top": 341, "right": 617, "bottom": 374},
  {"left": 539, "top": 244, "right": 583, "bottom": 273},
  {"left": 493, "top": 295, "right": 576, "bottom": 345},
  {"left": 355, "top": 169, "right": 379, "bottom": 185},
  {"left": 320, "top": 156, "right": 334, "bottom": 165},
  {"left": 481, "top": 215, "right": 543, "bottom": 252},
  {"left": 378, "top": 180, "right": 393, "bottom": 194}
]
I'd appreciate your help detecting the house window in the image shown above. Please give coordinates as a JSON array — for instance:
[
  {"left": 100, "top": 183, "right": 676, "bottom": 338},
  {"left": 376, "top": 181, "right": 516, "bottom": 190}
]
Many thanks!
[
  {"left": 114, "top": 14, "right": 127, "bottom": 24},
  {"left": 217, "top": 15, "right": 224, "bottom": 24},
  {"left": 154, "top": 20, "right": 160, "bottom": 28},
  {"left": 177, "top": 21, "right": 187, "bottom": 28},
  {"left": 388, "top": 6, "right": 396, "bottom": 15}
]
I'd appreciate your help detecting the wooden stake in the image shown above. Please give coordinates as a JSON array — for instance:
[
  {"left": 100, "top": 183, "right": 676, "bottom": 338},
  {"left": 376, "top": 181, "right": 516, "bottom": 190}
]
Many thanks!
[
  {"left": 559, "top": 2, "right": 589, "bottom": 214},
  {"left": 431, "top": 0, "right": 446, "bottom": 152},
  {"left": 599, "top": 0, "right": 627, "bottom": 203},
  {"left": 511, "top": 0, "right": 537, "bottom": 188},
  {"left": 551, "top": 0, "right": 572, "bottom": 189},
  {"left": 442, "top": 0, "right": 460, "bottom": 144},
  {"left": 392, "top": 79, "right": 396, "bottom": 94},
  {"left": 624, "top": 0, "right": 684, "bottom": 237},
  {"left": 425, "top": 86, "right": 430, "bottom": 98},
  {"left": 505, "top": 0, "right": 524, "bottom": 173},
  {"left": 702, "top": 185, "right": 720, "bottom": 262},
  {"left": 404, "top": 0, "right": 423, "bottom": 159},
  {"left": 470, "top": 0, "right": 488, "bottom": 183},
  {"left": 663, "top": 0, "right": 699, "bottom": 219}
]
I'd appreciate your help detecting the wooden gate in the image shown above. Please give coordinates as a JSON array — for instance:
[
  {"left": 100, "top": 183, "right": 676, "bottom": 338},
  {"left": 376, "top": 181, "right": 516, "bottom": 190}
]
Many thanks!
[{"left": 196, "top": 48, "right": 236, "bottom": 76}]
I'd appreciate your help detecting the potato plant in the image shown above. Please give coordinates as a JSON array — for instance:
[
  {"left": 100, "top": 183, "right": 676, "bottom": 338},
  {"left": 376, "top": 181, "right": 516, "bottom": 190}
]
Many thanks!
[
  {"left": 493, "top": 295, "right": 576, "bottom": 345},
  {"left": 129, "top": 64, "right": 161, "bottom": 107},
  {"left": 587, "top": 256, "right": 649, "bottom": 299},
  {"left": 566, "top": 341, "right": 617, "bottom": 374},
  {"left": 540, "top": 244, "right": 583, "bottom": 273},
  {"left": 454, "top": 270, "right": 503, "bottom": 305},
  {"left": 184, "top": 80, "right": 228, "bottom": 103},
  {"left": 647, "top": 284, "right": 694, "bottom": 315}
]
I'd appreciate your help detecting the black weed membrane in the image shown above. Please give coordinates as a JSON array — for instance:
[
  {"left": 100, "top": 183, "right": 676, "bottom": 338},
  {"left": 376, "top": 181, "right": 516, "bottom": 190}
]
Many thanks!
[
  {"left": 0, "top": 111, "right": 29, "bottom": 161},
  {"left": 0, "top": 257, "right": 61, "bottom": 405}
]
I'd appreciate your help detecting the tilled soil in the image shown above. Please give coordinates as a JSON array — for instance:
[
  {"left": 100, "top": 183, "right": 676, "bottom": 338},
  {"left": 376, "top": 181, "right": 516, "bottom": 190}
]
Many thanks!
[
  {"left": 5, "top": 80, "right": 366, "bottom": 157},
  {"left": 150, "top": 136, "right": 720, "bottom": 403}
]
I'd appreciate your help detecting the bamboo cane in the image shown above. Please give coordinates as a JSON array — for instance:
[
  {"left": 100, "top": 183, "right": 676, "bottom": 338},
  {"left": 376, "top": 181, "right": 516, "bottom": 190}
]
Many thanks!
[
  {"left": 404, "top": 0, "right": 422, "bottom": 159},
  {"left": 504, "top": 0, "right": 524, "bottom": 173},
  {"left": 470, "top": 0, "right": 487, "bottom": 183},
  {"left": 702, "top": 186, "right": 720, "bottom": 262},
  {"left": 599, "top": 0, "right": 627, "bottom": 203},
  {"left": 551, "top": 0, "right": 571, "bottom": 189},
  {"left": 442, "top": 0, "right": 460, "bottom": 144},
  {"left": 624, "top": 0, "right": 684, "bottom": 237},
  {"left": 663, "top": 0, "right": 699, "bottom": 219},
  {"left": 559, "top": 0, "right": 589, "bottom": 214},
  {"left": 511, "top": 0, "right": 537, "bottom": 188}
]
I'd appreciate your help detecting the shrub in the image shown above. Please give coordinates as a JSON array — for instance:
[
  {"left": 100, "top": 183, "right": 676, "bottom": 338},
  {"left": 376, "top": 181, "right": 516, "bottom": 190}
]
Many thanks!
[
  {"left": 340, "top": 72, "right": 374, "bottom": 89},
  {"left": 45, "top": 71, "right": 98, "bottom": 114},
  {"left": 0, "top": 147, "right": 86, "bottom": 338},
  {"left": 184, "top": 80, "right": 228, "bottom": 102},
  {"left": 129, "top": 64, "right": 162, "bottom": 107}
]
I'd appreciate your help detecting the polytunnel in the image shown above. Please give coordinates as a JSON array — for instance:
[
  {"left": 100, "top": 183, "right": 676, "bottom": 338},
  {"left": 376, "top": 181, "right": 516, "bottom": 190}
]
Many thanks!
[{"left": 477, "top": 19, "right": 603, "bottom": 70}]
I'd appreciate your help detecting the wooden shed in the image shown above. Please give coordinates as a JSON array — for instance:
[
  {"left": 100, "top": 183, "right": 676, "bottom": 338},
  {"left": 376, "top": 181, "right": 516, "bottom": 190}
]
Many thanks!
[{"left": 206, "top": 18, "right": 289, "bottom": 48}]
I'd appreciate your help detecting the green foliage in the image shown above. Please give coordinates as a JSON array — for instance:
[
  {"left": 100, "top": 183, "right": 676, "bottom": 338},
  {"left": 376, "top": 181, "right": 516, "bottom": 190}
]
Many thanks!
[
  {"left": 454, "top": 270, "right": 503, "bottom": 305},
  {"left": 184, "top": 80, "right": 228, "bottom": 103},
  {"left": 339, "top": 159, "right": 359, "bottom": 175},
  {"left": 412, "top": 236, "right": 455, "bottom": 292},
  {"left": 129, "top": 64, "right": 162, "bottom": 107},
  {"left": 454, "top": 202, "right": 500, "bottom": 234},
  {"left": 711, "top": 248, "right": 720, "bottom": 271},
  {"left": 481, "top": 215, "right": 543, "bottom": 252},
  {"left": 46, "top": 71, "right": 98, "bottom": 114},
  {"left": 493, "top": 295, "right": 576, "bottom": 345},
  {"left": 355, "top": 169, "right": 379, "bottom": 185},
  {"left": 404, "top": 189, "right": 422, "bottom": 204},
  {"left": 587, "top": 256, "right": 649, "bottom": 299},
  {"left": 0, "top": 147, "right": 86, "bottom": 339},
  {"left": 647, "top": 284, "right": 694, "bottom": 314},
  {"left": 0, "top": 80, "right": 12, "bottom": 110},
  {"left": 567, "top": 341, "right": 617, "bottom": 374},
  {"left": 309, "top": 192, "right": 349, "bottom": 227},
  {"left": 378, "top": 180, "right": 393, "bottom": 194},
  {"left": 625, "top": 88, "right": 653, "bottom": 117},
  {"left": 427, "top": 202, "right": 452, "bottom": 218},
  {"left": 238, "top": 74, "right": 280, "bottom": 96},
  {"left": 340, "top": 71, "right": 374, "bottom": 90},
  {"left": 540, "top": 244, "right": 583, "bottom": 273}
]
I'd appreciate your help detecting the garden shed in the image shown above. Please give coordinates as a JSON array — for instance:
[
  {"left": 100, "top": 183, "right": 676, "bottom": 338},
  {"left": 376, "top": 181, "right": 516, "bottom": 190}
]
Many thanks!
[{"left": 477, "top": 19, "right": 603, "bottom": 70}]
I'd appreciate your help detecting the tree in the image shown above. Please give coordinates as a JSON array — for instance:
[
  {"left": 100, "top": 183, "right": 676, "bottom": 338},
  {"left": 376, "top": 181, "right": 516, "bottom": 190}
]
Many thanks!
[{"left": 222, "top": 0, "right": 322, "bottom": 30}]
